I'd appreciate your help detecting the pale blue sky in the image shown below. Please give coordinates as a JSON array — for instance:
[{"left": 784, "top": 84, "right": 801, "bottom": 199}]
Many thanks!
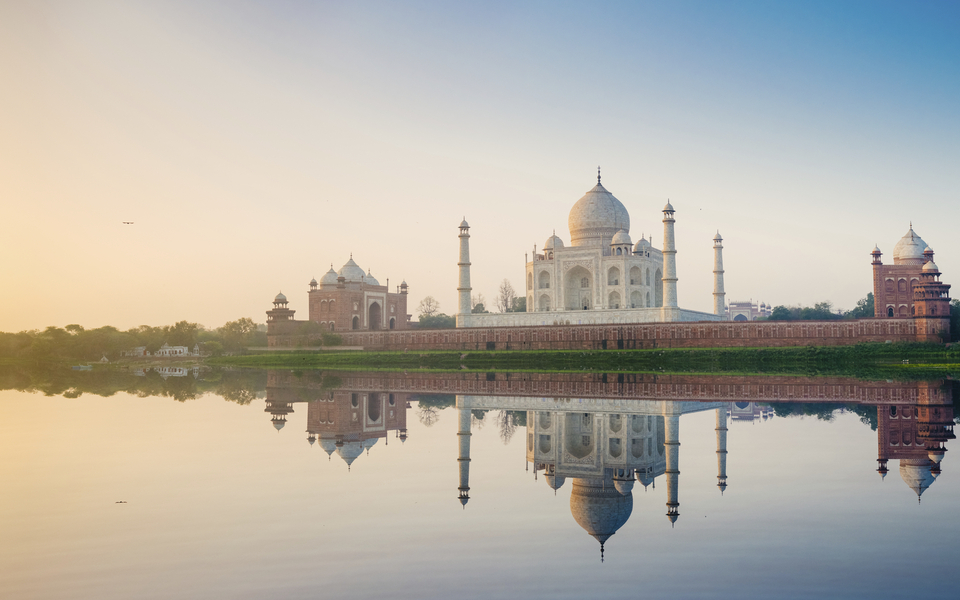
[{"left": 1, "top": 1, "right": 958, "bottom": 329}]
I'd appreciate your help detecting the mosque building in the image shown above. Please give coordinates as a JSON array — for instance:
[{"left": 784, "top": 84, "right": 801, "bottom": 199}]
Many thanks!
[
  {"left": 456, "top": 171, "right": 725, "bottom": 327},
  {"left": 266, "top": 255, "right": 411, "bottom": 346},
  {"left": 872, "top": 226, "right": 951, "bottom": 336}
]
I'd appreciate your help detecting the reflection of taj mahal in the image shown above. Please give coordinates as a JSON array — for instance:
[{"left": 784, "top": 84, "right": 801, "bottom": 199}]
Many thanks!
[
  {"left": 456, "top": 171, "right": 724, "bottom": 327},
  {"left": 455, "top": 395, "right": 729, "bottom": 559}
]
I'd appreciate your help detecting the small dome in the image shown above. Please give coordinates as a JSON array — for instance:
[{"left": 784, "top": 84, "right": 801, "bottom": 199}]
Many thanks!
[
  {"left": 318, "top": 438, "right": 338, "bottom": 456},
  {"left": 611, "top": 229, "right": 632, "bottom": 246},
  {"left": 459, "top": 219, "right": 470, "bottom": 228},
  {"left": 307, "top": 435, "right": 316, "bottom": 446},
  {"left": 320, "top": 266, "right": 339, "bottom": 285},
  {"left": 872, "top": 245, "right": 881, "bottom": 253},
  {"left": 362, "top": 438, "right": 379, "bottom": 450},
  {"left": 337, "top": 441, "right": 364, "bottom": 466},
  {"left": 364, "top": 269, "right": 380, "bottom": 286},
  {"left": 568, "top": 181, "right": 630, "bottom": 247},
  {"left": 545, "top": 474, "right": 566, "bottom": 491},
  {"left": 614, "top": 479, "right": 634, "bottom": 495},
  {"left": 922, "top": 261, "right": 939, "bottom": 272},
  {"left": 714, "top": 231, "right": 723, "bottom": 241},
  {"left": 544, "top": 234, "right": 565, "bottom": 250},
  {"left": 893, "top": 226, "right": 927, "bottom": 264},
  {"left": 636, "top": 471, "right": 655, "bottom": 488},
  {"left": 272, "top": 418, "right": 285, "bottom": 431},
  {"left": 633, "top": 237, "right": 651, "bottom": 253},
  {"left": 400, "top": 280, "right": 408, "bottom": 287},
  {"left": 338, "top": 257, "right": 365, "bottom": 282},
  {"left": 663, "top": 200, "right": 675, "bottom": 212},
  {"left": 274, "top": 292, "right": 287, "bottom": 303},
  {"left": 309, "top": 277, "right": 318, "bottom": 286}
]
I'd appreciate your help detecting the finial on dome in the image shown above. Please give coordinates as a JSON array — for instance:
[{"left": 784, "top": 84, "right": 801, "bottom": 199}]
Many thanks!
[
  {"left": 600, "top": 542, "right": 605, "bottom": 562},
  {"left": 597, "top": 165, "right": 601, "bottom": 184}
]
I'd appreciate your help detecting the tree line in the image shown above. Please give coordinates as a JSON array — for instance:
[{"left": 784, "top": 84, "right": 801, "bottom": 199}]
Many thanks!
[
  {"left": 0, "top": 318, "right": 268, "bottom": 362},
  {"left": 766, "top": 294, "right": 960, "bottom": 341}
]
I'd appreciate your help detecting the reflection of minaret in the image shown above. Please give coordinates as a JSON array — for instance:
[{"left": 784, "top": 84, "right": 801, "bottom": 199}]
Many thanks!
[
  {"left": 716, "top": 406, "right": 728, "bottom": 494},
  {"left": 457, "top": 399, "right": 471, "bottom": 507},
  {"left": 265, "top": 400, "right": 293, "bottom": 432},
  {"left": 664, "top": 412, "right": 680, "bottom": 525}
]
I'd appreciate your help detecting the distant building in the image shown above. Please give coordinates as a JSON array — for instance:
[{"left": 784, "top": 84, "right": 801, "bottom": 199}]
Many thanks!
[
  {"left": 726, "top": 300, "right": 771, "bottom": 321},
  {"left": 121, "top": 346, "right": 149, "bottom": 357},
  {"left": 153, "top": 343, "right": 195, "bottom": 357}
]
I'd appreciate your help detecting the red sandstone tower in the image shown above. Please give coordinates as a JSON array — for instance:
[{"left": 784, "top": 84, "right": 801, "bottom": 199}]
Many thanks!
[{"left": 913, "top": 259, "right": 951, "bottom": 342}]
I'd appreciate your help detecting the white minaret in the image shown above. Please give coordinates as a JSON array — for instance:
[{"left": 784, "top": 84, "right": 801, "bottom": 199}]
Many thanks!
[
  {"left": 713, "top": 232, "right": 725, "bottom": 317},
  {"left": 457, "top": 219, "right": 472, "bottom": 323},
  {"left": 716, "top": 405, "right": 728, "bottom": 494},
  {"left": 664, "top": 410, "right": 681, "bottom": 526},
  {"left": 456, "top": 397, "right": 471, "bottom": 507},
  {"left": 661, "top": 202, "right": 679, "bottom": 318}
]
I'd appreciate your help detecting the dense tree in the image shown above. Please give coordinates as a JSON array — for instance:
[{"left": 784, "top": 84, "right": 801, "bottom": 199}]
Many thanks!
[
  {"left": 418, "top": 313, "right": 456, "bottom": 329},
  {"left": 845, "top": 293, "right": 874, "bottom": 319},
  {"left": 768, "top": 302, "right": 843, "bottom": 321},
  {"left": 511, "top": 296, "right": 527, "bottom": 313},
  {"left": 219, "top": 318, "right": 258, "bottom": 351},
  {"left": 471, "top": 293, "right": 488, "bottom": 314}
]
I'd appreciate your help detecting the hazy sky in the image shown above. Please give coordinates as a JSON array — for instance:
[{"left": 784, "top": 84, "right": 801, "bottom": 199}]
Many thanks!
[{"left": 2, "top": 1, "right": 958, "bottom": 332}]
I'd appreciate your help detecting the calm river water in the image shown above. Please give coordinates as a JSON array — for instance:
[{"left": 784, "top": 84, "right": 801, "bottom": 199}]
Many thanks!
[{"left": 1, "top": 368, "right": 957, "bottom": 599}]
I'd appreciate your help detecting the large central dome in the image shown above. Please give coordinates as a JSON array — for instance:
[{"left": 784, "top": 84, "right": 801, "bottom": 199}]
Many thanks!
[{"left": 568, "top": 181, "right": 630, "bottom": 247}]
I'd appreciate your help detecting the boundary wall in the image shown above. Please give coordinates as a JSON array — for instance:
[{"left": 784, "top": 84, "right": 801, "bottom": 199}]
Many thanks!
[
  {"left": 267, "top": 370, "right": 946, "bottom": 406},
  {"left": 316, "top": 318, "right": 920, "bottom": 351}
]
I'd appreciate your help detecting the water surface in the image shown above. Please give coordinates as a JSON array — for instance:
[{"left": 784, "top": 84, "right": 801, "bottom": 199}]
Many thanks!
[{"left": 1, "top": 369, "right": 956, "bottom": 599}]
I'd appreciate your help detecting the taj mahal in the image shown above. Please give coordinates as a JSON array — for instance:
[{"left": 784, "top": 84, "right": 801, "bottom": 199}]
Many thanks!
[{"left": 456, "top": 170, "right": 725, "bottom": 328}]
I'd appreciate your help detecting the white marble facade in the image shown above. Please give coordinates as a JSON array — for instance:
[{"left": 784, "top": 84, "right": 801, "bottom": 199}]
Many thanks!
[{"left": 457, "top": 173, "right": 722, "bottom": 327}]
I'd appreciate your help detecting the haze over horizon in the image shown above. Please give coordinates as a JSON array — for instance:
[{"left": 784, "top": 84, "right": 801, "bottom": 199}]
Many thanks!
[{"left": 2, "top": 1, "right": 958, "bottom": 332}]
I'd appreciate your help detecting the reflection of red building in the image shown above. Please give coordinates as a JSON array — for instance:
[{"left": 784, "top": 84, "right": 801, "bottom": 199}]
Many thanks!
[
  {"left": 306, "top": 390, "right": 409, "bottom": 469},
  {"left": 263, "top": 371, "right": 410, "bottom": 470},
  {"left": 876, "top": 381, "right": 955, "bottom": 501}
]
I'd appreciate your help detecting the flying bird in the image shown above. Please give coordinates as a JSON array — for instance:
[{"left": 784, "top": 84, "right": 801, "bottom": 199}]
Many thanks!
[{"left": 122, "top": 222, "right": 134, "bottom": 224}]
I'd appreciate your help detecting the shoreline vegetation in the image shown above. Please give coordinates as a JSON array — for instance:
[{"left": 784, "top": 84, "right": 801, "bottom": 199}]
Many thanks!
[
  {"left": 2, "top": 342, "right": 959, "bottom": 380},
  {"left": 204, "top": 343, "right": 960, "bottom": 380}
]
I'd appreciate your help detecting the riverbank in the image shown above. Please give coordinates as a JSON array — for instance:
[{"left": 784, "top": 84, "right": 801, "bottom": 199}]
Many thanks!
[{"left": 208, "top": 343, "right": 960, "bottom": 380}]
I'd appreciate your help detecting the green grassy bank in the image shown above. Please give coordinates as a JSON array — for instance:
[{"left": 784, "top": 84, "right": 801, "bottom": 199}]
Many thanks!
[{"left": 208, "top": 343, "right": 960, "bottom": 380}]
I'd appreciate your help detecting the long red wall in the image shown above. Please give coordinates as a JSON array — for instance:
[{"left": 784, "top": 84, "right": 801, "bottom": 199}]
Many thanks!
[{"left": 327, "top": 318, "right": 920, "bottom": 351}]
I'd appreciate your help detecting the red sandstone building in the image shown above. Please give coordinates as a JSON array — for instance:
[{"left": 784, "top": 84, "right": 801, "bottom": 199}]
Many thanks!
[
  {"left": 267, "top": 256, "right": 410, "bottom": 346},
  {"left": 872, "top": 225, "right": 951, "bottom": 342}
]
